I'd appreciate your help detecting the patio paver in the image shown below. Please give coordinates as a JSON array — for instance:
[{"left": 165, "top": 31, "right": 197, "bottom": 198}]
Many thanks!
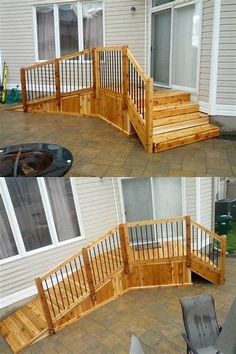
[
  {"left": 0, "top": 258, "right": 236, "bottom": 354},
  {"left": 0, "top": 106, "right": 235, "bottom": 177}
]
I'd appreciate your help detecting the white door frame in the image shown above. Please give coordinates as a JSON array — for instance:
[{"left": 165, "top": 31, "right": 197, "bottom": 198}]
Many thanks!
[{"left": 149, "top": 0, "right": 203, "bottom": 95}]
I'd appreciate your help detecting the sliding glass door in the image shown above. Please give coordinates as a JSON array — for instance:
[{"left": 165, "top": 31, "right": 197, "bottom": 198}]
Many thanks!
[{"left": 151, "top": 0, "right": 201, "bottom": 92}]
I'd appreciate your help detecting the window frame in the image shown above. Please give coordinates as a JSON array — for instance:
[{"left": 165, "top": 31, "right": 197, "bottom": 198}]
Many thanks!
[
  {"left": 0, "top": 178, "right": 85, "bottom": 265},
  {"left": 33, "top": 1, "right": 105, "bottom": 62}
]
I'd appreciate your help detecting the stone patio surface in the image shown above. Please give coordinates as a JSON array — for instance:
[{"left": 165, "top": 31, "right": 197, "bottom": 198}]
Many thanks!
[
  {"left": 0, "top": 106, "right": 236, "bottom": 176},
  {"left": 0, "top": 258, "right": 236, "bottom": 354}
]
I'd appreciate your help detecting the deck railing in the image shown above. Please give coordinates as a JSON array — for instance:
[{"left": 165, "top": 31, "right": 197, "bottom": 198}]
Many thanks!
[
  {"left": 35, "top": 216, "right": 226, "bottom": 334},
  {"left": 20, "top": 46, "right": 153, "bottom": 152}
]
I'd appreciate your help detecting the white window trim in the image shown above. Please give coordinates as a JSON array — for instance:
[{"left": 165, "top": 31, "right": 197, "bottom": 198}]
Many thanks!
[
  {"left": 0, "top": 178, "right": 85, "bottom": 265},
  {"left": 33, "top": 1, "right": 104, "bottom": 62}
]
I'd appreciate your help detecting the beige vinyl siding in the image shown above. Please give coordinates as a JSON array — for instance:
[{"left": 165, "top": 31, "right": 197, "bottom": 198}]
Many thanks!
[
  {"left": 0, "top": 0, "right": 35, "bottom": 86},
  {"left": 0, "top": 177, "right": 119, "bottom": 299},
  {"left": 216, "top": 0, "right": 236, "bottom": 105},
  {"left": 200, "top": 178, "right": 213, "bottom": 229},
  {"left": 185, "top": 178, "right": 197, "bottom": 219},
  {"left": 105, "top": 0, "right": 147, "bottom": 70},
  {"left": 199, "top": 0, "right": 214, "bottom": 102}
]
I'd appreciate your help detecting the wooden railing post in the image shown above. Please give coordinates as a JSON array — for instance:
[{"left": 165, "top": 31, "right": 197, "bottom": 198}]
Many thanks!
[
  {"left": 35, "top": 278, "right": 55, "bottom": 335},
  {"left": 186, "top": 216, "right": 191, "bottom": 267},
  {"left": 145, "top": 78, "right": 153, "bottom": 153},
  {"left": 20, "top": 68, "right": 28, "bottom": 112},
  {"left": 220, "top": 235, "right": 227, "bottom": 284},
  {"left": 92, "top": 48, "right": 100, "bottom": 112},
  {"left": 119, "top": 223, "right": 132, "bottom": 274},
  {"left": 54, "top": 58, "right": 61, "bottom": 108},
  {"left": 82, "top": 247, "right": 97, "bottom": 305}
]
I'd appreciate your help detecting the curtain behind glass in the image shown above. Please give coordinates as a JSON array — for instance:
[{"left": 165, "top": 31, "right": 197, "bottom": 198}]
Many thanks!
[
  {"left": 45, "top": 178, "right": 80, "bottom": 241},
  {"left": 83, "top": 2, "right": 103, "bottom": 49},
  {"left": 59, "top": 4, "right": 79, "bottom": 56},
  {"left": 0, "top": 195, "right": 18, "bottom": 259},
  {"left": 36, "top": 6, "right": 55, "bottom": 60},
  {"left": 6, "top": 178, "right": 52, "bottom": 252}
]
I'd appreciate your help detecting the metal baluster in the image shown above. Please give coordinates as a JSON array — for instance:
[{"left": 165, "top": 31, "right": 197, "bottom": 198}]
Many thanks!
[
  {"left": 55, "top": 271, "right": 66, "bottom": 310},
  {"left": 104, "top": 237, "right": 112, "bottom": 274},
  {"left": 116, "top": 230, "right": 122, "bottom": 265},
  {"left": 45, "top": 279, "right": 56, "bottom": 317},
  {"left": 166, "top": 223, "right": 170, "bottom": 258},
  {"left": 101, "top": 241, "right": 109, "bottom": 275},
  {"left": 69, "top": 262, "right": 79, "bottom": 298},
  {"left": 171, "top": 222, "right": 174, "bottom": 257},
  {"left": 74, "top": 258, "right": 84, "bottom": 296},
  {"left": 65, "top": 265, "right": 75, "bottom": 302},
  {"left": 50, "top": 275, "right": 60, "bottom": 315},
  {"left": 161, "top": 223, "right": 165, "bottom": 258},
  {"left": 155, "top": 224, "right": 160, "bottom": 259},
  {"left": 108, "top": 234, "right": 116, "bottom": 270},
  {"left": 97, "top": 243, "right": 105, "bottom": 280},
  {"left": 130, "top": 227, "right": 136, "bottom": 261},
  {"left": 60, "top": 268, "right": 70, "bottom": 307},
  {"left": 78, "top": 256, "right": 88, "bottom": 293},
  {"left": 176, "top": 222, "right": 179, "bottom": 257},
  {"left": 145, "top": 225, "right": 150, "bottom": 260},
  {"left": 112, "top": 231, "right": 119, "bottom": 268}
]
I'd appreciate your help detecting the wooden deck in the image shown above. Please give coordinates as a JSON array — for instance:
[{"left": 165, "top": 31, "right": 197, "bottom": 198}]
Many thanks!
[
  {"left": 0, "top": 216, "right": 226, "bottom": 353},
  {"left": 17, "top": 46, "right": 220, "bottom": 153}
]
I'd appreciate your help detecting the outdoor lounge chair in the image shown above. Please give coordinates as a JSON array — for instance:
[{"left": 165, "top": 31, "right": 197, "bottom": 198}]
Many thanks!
[
  {"left": 179, "top": 294, "right": 222, "bottom": 354},
  {"left": 130, "top": 334, "right": 145, "bottom": 354}
]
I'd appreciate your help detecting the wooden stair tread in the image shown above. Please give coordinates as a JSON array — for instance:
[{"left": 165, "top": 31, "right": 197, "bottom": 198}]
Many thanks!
[
  {"left": 153, "top": 112, "right": 208, "bottom": 126},
  {"left": 153, "top": 115, "right": 209, "bottom": 134},
  {"left": 153, "top": 90, "right": 188, "bottom": 97},
  {"left": 153, "top": 124, "right": 220, "bottom": 144},
  {"left": 153, "top": 101, "right": 198, "bottom": 111},
  {"left": 0, "top": 298, "right": 48, "bottom": 353}
]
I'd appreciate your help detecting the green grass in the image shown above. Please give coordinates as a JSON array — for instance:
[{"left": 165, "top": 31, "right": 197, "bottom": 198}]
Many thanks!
[{"left": 226, "top": 221, "right": 236, "bottom": 253}]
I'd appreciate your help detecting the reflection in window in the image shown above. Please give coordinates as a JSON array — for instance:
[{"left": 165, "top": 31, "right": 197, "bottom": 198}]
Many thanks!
[
  {"left": 45, "top": 178, "right": 81, "bottom": 242},
  {"left": 36, "top": 6, "right": 55, "bottom": 60},
  {"left": 59, "top": 4, "right": 79, "bottom": 56},
  {"left": 83, "top": 2, "right": 103, "bottom": 49},
  {"left": 6, "top": 178, "right": 52, "bottom": 252},
  {"left": 0, "top": 195, "right": 18, "bottom": 259}
]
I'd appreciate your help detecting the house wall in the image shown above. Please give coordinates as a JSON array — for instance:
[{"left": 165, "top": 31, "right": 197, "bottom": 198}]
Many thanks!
[
  {"left": 199, "top": 0, "right": 214, "bottom": 103},
  {"left": 200, "top": 177, "right": 213, "bottom": 229},
  {"left": 0, "top": 177, "right": 119, "bottom": 305},
  {"left": 0, "top": 0, "right": 147, "bottom": 88},
  {"left": 185, "top": 178, "right": 197, "bottom": 220},
  {"left": 216, "top": 0, "right": 236, "bottom": 106}
]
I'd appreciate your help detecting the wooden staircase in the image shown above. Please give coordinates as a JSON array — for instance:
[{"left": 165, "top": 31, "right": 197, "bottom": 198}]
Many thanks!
[
  {"left": 18, "top": 46, "right": 220, "bottom": 154},
  {"left": 0, "top": 217, "right": 226, "bottom": 353},
  {"left": 151, "top": 90, "right": 220, "bottom": 152}
]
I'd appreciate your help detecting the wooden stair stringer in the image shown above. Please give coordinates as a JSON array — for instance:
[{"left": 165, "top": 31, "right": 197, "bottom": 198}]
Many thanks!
[{"left": 191, "top": 256, "right": 221, "bottom": 284}]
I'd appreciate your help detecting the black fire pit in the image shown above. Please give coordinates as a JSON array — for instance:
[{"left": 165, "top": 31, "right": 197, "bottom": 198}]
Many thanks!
[{"left": 0, "top": 143, "right": 73, "bottom": 177}]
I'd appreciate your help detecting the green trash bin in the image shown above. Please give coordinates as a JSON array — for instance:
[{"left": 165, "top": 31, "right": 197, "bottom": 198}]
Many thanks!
[{"left": 215, "top": 214, "right": 232, "bottom": 235}]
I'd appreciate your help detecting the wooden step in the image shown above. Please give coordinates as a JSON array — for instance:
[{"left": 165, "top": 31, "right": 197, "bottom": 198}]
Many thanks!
[
  {"left": 0, "top": 298, "right": 48, "bottom": 354},
  {"left": 153, "top": 90, "right": 191, "bottom": 105},
  {"left": 152, "top": 102, "right": 199, "bottom": 119},
  {"left": 153, "top": 112, "right": 208, "bottom": 127},
  {"left": 153, "top": 114, "right": 209, "bottom": 134},
  {"left": 153, "top": 124, "right": 220, "bottom": 152}
]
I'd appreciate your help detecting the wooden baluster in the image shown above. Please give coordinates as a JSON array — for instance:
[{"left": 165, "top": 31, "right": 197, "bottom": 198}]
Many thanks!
[
  {"left": 220, "top": 235, "right": 227, "bottom": 284},
  {"left": 145, "top": 77, "right": 153, "bottom": 153},
  {"left": 82, "top": 247, "right": 96, "bottom": 305},
  {"left": 35, "top": 278, "right": 55, "bottom": 335},
  {"left": 119, "top": 224, "right": 132, "bottom": 274},
  {"left": 186, "top": 216, "right": 191, "bottom": 267},
  {"left": 54, "top": 58, "right": 61, "bottom": 109},
  {"left": 122, "top": 46, "right": 129, "bottom": 131},
  {"left": 20, "top": 68, "right": 28, "bottom": 112}
]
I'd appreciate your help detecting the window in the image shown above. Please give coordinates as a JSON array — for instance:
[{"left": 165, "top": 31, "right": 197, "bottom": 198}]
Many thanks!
[
  {"left": 59, "top": 4, "right": 79, "bottom": 56},
  {"left": 36, "top": 6, "right": 55, "bottom": 60},
  {"left": 45, "top": 178, "right": 81, "bottom": 242},
  {"left": 34, "top": 2, "right": 104, "bottom": 61},
  {"left": 0, "top": 178, "right": 83, "bottom": 262},
  {"left": 0, "top": 195, "right": 18, "bottom": 260},
  {"left": 6, "top": 179, "right": 52, "bottom": 252}
]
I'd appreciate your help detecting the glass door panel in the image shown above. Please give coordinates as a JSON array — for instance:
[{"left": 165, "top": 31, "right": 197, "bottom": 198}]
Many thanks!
[
  {"left": 151, "top": 9, "right": 171, "bottom": 86},
  {"left": 172, "top": 3, "right": 200, "bottom": 89}
]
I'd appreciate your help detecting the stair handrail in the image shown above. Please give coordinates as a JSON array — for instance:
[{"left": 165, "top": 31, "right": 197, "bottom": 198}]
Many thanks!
[{"left": 190, "top": 219, "right": 226, "bottom": 283}]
